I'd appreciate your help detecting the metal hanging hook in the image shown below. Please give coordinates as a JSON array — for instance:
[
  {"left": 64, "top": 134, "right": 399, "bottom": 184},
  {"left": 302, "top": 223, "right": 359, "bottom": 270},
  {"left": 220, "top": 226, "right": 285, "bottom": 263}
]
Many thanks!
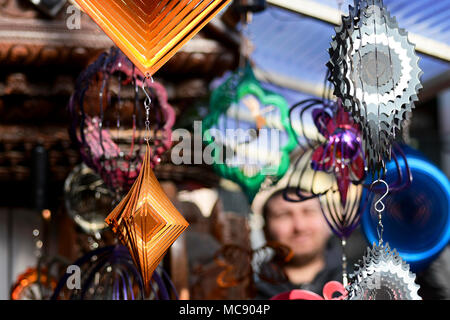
[
  {"left": 141, "top": 76, "right": 154, "bottom": 142},
  {"left": 370, "top": 179, "right": 389, "bottom": 245},
  {"left": 371, "top": 179, "right": 389, "bottom": 213},
  {"left": 141, "top": 75, "right": 154, "bottom": 101}
]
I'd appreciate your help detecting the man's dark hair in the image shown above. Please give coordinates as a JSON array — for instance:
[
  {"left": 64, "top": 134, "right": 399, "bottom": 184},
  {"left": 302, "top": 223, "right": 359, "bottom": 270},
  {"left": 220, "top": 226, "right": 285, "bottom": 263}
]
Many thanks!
[
  {"left": 262, "top": 187, "right": 303, "bottom": 222},
  {"left": 262, "top": 189, "right": 286, "bottom": 222}
]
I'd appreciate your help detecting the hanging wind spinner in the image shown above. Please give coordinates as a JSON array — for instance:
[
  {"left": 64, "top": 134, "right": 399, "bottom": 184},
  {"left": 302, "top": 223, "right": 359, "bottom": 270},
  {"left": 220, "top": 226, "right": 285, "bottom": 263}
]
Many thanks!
[
  {"left": 347, "top": 242, "right": 421, "bottom": 300},
  {"left": 327, "top": 0, "right": 422, "bottom": 174},
  {"left": 51, "top": 245, "right": 179, "bottom": 300},
  {"left": 346, "top": 180, "right": 421, "bottom": 300},
  {"left": 74, "top": 0, "right": 232, "bottom": 77},
  {"left": 310, "top": 102, "right": 366, "bottom": 206},
  {"left": 105, "top": 85, "right": 188, "bottom": 294},
  {"left": 286, "top": 98, "right": 365, "bottom": 285},
  {"left": 203, "top": 64, "right": 297, "bottom": 201},
  {"left": 286, "top": 99, "right": 366, "bottom": 235},
  {"left": 64, "top": 164, "right": 115, "bottom": 236},
  {"left": 69, "top": 47, "right": 175, "bottom": 196},
  {"left": 11, "top": 267, "right": 57, "bottom": 300},
  {"left": 105, "top": 143, "right": 189, "bottom": 294}
]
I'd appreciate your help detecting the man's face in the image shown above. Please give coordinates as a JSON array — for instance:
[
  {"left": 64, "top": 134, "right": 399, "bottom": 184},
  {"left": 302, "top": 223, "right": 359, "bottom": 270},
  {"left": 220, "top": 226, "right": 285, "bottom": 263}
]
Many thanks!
[{"left": 265, "top": 193, "right": 331, "bottom": 261}]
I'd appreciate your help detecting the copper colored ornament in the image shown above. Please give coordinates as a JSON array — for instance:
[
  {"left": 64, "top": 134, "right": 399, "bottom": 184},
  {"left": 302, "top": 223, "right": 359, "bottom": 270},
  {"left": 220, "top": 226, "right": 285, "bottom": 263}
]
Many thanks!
[
  {"left": 11, "top": 267, "right": 57, "bottom": 300},
  {"left": 74, "top": 0, "right": 232, "bottom": 77},
  {"left": 105, "top": 143, "right": 189, "bottom": 293}
]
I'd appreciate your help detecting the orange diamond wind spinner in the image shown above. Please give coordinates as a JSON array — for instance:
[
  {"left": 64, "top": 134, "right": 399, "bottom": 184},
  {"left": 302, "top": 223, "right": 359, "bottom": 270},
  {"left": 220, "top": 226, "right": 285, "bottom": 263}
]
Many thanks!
[
  {"left": 105, "top": 142, "right": 189, "bottom": 293},
  {"left": 74, "top": 0, "right": 232, "bottom": 77}
]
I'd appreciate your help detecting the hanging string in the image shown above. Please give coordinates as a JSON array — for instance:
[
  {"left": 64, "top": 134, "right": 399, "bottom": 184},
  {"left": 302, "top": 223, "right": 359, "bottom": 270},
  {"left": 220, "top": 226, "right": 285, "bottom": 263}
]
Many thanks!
[
  {"left": 341, "top": 239, "right": 348, "bottom": 287},
  {"left": 236, "top": 10, "right": 252, "bottom": 137},
  {"left": 98, "top": 60, "right": 109, "bottom": 156},
  {"left": 238, "top": 11, "right": 252, "bottom": 70},
  {"left": 116, "top": 61, "right": 122, "bottom": 142}
]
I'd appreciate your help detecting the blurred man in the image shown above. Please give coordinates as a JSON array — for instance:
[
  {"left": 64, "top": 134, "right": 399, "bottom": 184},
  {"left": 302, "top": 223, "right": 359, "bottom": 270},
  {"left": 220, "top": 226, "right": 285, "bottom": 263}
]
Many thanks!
[{"left": 253, "top": 189, "right": 344, "bottom": 299}]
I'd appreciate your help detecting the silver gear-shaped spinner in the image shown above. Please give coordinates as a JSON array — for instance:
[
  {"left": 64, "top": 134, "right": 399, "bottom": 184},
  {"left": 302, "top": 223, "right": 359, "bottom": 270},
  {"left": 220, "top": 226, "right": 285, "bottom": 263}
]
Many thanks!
[
  {"left": 327, "top": 0, "right": 422, "bottom": 174},
  {"left": 346, "top": 242, "right": 421, "bottom": 300}
]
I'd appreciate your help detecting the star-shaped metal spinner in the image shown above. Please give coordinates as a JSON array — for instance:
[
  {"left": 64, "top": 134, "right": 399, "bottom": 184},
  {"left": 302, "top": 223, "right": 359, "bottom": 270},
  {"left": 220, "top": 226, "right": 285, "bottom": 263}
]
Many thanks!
[
  {"left": 327, "top": 0, "right": 422, "bottom": 174},
  {"left": 203, "top": 65, "right": 297, "bottom": 201},
  {"left": 74, "top": 0, "right": 232, "bottom": 77},
  {"left": 346, "top": 242, "right": 421, "bottom": 300},
  {"left": 105, "top": 143, "right": 189, "bottom": 294}
]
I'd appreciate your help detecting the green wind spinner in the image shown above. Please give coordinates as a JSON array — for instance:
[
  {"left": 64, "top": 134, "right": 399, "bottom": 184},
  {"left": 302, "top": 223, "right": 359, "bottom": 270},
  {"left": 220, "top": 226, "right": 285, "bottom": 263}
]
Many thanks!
[{"left": 203, "top": 65, "right": 297, "bottom": 201}]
